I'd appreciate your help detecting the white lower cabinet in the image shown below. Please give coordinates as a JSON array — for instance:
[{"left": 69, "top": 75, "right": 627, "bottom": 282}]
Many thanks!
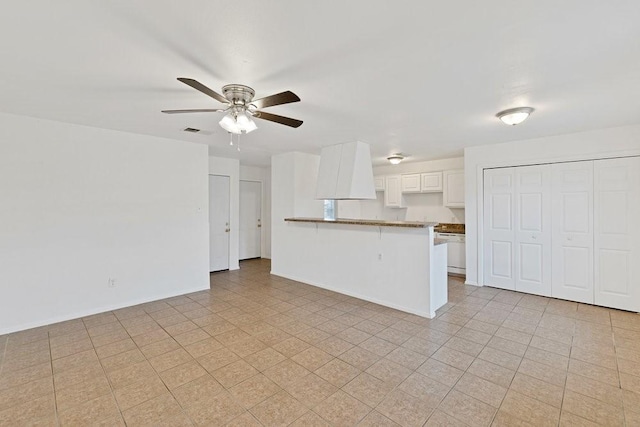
[{"left": 483, "top": 156, "right": 640, "bottom": 312}]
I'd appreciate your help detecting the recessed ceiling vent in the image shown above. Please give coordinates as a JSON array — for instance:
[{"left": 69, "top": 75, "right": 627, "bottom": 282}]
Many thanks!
[{"left": 183, "top": 127, "right": 201, "bottom": 133}]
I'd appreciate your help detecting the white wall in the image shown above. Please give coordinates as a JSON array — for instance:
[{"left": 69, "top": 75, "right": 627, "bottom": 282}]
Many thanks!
[
  {"left": 271, "top": 152, "right": 323, "bottom": 274},
  {"left": 0, "top": 112, "right": 210, "bottom": 334},
  {"left": 239, "top": 165, "right": 272, "bottom": 259},
  {"left": 209, "top": 157, "right": 240, "bottom": 270},
  {"left": 357, "top": 157, "right": 465, "bottom": 223},
  {"left": 465, "top": 124, "right": 640, "bottom": 286}
]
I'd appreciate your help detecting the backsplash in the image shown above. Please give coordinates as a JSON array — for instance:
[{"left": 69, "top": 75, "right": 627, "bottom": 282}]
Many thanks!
[{"left": 356, "top": 192, "right": 465, "bottom": 224}]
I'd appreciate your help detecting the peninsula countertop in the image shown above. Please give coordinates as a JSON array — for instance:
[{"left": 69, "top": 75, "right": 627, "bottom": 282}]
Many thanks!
[{"left": 284, "top": 217, "right": 439, "bottom": 228}]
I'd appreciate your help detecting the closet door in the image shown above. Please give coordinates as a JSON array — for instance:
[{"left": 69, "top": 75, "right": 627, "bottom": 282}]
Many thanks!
[
  {"left": 483, "top": 168, "right": 515, "bottom": 290},
  {"left": 551, "top": 161, "right": 594, "bottom": 303},
  {"left": 594, "top": 157, "right": 640, "bottom": 312},
  {"left": 514, "top": 165, "right": 552, "bottom": 296}
]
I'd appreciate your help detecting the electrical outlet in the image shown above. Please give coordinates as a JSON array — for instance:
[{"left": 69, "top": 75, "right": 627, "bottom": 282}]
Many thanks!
[{"left": 108, "top": 278, "right": 116, "bottom": 288}]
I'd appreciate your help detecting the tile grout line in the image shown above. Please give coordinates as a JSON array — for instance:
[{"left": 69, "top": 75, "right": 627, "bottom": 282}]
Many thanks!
[{"left": 47, "top": 329, "right": 61, "bottom": 427}]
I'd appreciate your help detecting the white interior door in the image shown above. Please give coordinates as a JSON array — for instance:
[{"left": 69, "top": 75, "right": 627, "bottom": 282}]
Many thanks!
[
  {"left": 483, "top": 168, "right": 516, "bottom": 290},
  {"left": 514, "top": 165, "right": 552, "bottom": 296},
  {"left": 209, "top": 175, "right": 230, "bottom": 272},
  {"left": 239, "top": 180, "right": 261, "bottom": 260},
  {"left": 594, "top": 157, "right": 640, "bottom": 312},
  {"left": 551, "top": 161, "right": 594, "bottom": 303}
]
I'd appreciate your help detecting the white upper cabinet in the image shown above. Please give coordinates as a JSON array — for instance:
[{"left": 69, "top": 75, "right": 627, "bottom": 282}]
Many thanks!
[
  {"left": 401, "top": 174, "right": 421, "bottom": 193},
  {"left": 444, "top": 170, "right": 465, "bottom": 207},
  {"left": 384, "top": 175, "right": 405, "bottom": 208},
  {"left": 374, "top": 176, "right": 385, "bottom": 192},
  {"left": 401, "top": 172, "right": 443, "bottom": 193},
  {"left": 421, "top": 172, "right": 443, "bottom": 192}
]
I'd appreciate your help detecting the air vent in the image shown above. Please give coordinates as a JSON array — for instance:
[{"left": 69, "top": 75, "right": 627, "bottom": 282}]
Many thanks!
[{"left": 183, "top": 127, "right": 200, "bottom": 133}]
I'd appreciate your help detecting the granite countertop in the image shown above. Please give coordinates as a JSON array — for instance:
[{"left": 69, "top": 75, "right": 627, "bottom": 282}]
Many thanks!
[
  {"left": 284, "top": 217, "right": 438, "bottom": 228},
  {"left": 434, "top": 223, "right": 465, "bottom": 234}
]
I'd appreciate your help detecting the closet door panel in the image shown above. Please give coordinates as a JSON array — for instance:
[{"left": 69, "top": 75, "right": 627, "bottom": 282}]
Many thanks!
[
  {"left": 551, "top": 162, "right": 594, "bottom": 303},
  {"left": 514, "top": 165, "right": 552, "bottom": 296},
  {"left": 594, "top": 157, "right": 640, "bottom": 312},
  {"left": 483, "top": 168, "right": 515, "bottom": 290}
]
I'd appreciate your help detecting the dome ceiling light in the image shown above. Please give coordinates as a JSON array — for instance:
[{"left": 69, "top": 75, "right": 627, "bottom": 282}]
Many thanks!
[
  {"left": 496, "top": 107, "right": 534, "bottom": 126},
  {"left": 387, "top": 153, "right": 406, "bottom": 165}
]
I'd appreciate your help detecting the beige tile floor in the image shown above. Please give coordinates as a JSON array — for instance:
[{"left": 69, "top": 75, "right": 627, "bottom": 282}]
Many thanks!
[{"left": 1, "top": 259, "right": 639, "bottom": 426}]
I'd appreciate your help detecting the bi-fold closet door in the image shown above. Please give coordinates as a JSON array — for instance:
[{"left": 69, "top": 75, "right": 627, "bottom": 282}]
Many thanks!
[
  {"left": 483, "top": 165, "right": 552, "bottom": 296},
  {"left": 483, "top": 157, "right": 640, "bottom": 312}
]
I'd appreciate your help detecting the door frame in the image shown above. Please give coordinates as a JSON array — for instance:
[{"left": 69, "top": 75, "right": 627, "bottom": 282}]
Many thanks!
[{"left": 239, "top": 179, "right": 264, "bottom": 261}]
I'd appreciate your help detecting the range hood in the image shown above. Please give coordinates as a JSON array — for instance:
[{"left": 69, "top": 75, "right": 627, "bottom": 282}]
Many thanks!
[{"left": 316, "top": 141, "right": 376, "bottom": 200}]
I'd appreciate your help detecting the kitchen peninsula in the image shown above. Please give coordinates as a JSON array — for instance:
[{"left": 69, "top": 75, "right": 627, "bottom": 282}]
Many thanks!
[{"left": 279, "top": 217, "right": 448, "bottom": 318}]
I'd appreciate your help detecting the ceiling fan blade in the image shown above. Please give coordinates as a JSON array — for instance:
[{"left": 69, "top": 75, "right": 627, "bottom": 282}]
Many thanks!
[
  {"left": 254, "top": 111, "right": 303, "bottom": 128},
  {"left": 251, "top": 91, "right": 300, "bottom": 109},
  {"left": 161, "top": 109, "right": 224, "bottom": 114},
  {"left": 177, "top": 78, "right": 228, "bottom": 104}
]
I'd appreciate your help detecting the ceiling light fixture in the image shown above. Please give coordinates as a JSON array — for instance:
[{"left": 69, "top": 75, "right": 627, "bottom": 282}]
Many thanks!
[
  {"left": 219, "top": 108, "right": 258, "bottom": 134},
  {"left": 496, "top": 107, "right": 534, "bottom": 126},
  {"left": 387, "top": 153, "right": 405, "bottom": 165}
]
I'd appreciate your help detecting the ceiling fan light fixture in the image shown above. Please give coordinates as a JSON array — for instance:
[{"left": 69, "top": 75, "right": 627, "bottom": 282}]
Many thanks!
[
  {"left": 387, "top": 154, "right": 405, "bottom": 165},
  {"left": 219, "top": 111, "right": 257, "bottom": 134},
  {"left": 496, "top": 107, "right": 534, "bottom": 126}
]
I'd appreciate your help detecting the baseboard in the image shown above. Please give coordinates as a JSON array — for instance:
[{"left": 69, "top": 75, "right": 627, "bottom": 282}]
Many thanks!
[
  {"left": 270, "top": 270, "right": 434, "bottom": 319},
  {"left": 0, "top": 284, "right": 210, "bottom": 335},
  {"left": 464, "top": 280, "right": 480, "bottom": 286}
]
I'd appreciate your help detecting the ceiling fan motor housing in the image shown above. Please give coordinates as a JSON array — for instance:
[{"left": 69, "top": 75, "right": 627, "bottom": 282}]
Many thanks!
[{"left": 222, "top": 84, "right": 255, "bottom": 106}]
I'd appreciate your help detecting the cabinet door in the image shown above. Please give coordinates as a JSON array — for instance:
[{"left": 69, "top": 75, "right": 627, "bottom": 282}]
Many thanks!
[
  {"left": 551, "top": 161, "right": 594, "bottom": 303},
  {"left": 401, "top": 174, "right": 421, "bottom": 193},
  {"left": 444, "top": 170, "right": 465, "bottom": 207},
  {"left": 385, "top": 175, "right": 403, "bottom": 207},
  {"left": 374, "top": 176, "right": 385, "bottom": 192},
  {"left": 594, "top": 156, "right": 640, "bottom": 312},
  {"left": 421, "top": 172, "right": 443, "bottom": 192},
  {"left": 514, "top": 165, "right": 552, "bottom": 296},
  {"left": 483, "top": 168, "right": 515, "bottom": 290}
]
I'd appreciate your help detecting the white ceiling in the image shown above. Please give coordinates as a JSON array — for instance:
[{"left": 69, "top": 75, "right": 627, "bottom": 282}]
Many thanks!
[{"left": 1, "top": 1, "right": 639, "bottom": 166}]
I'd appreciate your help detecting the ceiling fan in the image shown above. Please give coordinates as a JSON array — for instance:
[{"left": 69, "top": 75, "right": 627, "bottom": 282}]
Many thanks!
[{"left": 162, "top": 78, "right": 302, "bottom": 134}]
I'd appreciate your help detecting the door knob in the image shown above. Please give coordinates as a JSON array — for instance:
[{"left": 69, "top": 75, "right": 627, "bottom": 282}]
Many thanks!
[
  {"left": 257, "top": 224, "right": 261, "bottom": 228},
  {"left": 225, "top": 228, "right": 230, "bottom": 233}
]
